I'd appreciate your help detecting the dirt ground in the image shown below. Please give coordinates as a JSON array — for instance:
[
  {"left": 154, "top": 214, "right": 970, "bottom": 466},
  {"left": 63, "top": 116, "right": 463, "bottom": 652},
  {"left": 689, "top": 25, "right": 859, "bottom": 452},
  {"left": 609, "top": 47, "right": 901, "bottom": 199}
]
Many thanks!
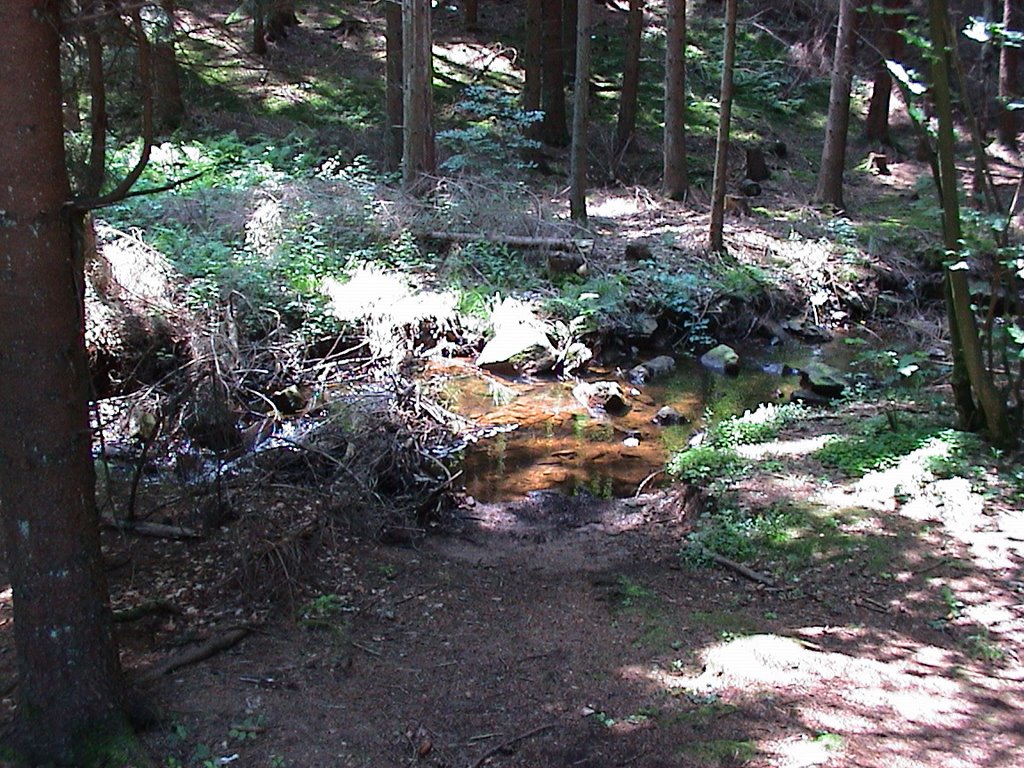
[
  {"left": 47, "top": 403, "right": 1014, "bottom": 768},
  {"left": 2, "top": 2, "right": 1023, "bottom": 766}
]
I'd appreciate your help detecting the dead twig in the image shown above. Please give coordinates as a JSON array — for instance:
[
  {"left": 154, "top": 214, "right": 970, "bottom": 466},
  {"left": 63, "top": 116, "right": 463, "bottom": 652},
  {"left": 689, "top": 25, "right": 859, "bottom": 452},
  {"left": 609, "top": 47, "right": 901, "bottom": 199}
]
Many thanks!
[{"left": 467, "top": 723, "right": 556, "bottom": 768}]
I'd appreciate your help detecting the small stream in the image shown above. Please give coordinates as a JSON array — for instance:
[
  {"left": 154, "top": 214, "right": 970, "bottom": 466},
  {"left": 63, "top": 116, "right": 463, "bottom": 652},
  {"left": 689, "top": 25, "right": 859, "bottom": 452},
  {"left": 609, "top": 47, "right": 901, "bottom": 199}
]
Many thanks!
[{"left": 435, "top": 340, "right": 855, "bottom": 502}]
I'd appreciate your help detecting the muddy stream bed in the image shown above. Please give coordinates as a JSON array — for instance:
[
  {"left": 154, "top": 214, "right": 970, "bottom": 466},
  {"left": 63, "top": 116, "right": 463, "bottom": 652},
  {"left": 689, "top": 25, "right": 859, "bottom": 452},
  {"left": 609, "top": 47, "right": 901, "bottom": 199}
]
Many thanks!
[{"left": 431, "top": 339, "right": 853, "bottom": 503}]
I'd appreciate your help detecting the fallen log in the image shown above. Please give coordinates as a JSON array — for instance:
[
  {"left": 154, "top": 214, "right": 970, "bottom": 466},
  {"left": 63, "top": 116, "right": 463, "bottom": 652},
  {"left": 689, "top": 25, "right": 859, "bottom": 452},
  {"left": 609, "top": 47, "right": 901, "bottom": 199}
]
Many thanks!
[{"left": 420, "top": 231, "right": 590, "bottom": 252}]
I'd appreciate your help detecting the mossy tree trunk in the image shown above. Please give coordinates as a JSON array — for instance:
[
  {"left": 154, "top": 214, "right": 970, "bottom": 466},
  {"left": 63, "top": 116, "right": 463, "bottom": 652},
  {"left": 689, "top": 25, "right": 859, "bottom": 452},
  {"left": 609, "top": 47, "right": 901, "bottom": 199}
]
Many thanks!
[{"left": 0, "top": 1, "right": 142, "bottom": 763}]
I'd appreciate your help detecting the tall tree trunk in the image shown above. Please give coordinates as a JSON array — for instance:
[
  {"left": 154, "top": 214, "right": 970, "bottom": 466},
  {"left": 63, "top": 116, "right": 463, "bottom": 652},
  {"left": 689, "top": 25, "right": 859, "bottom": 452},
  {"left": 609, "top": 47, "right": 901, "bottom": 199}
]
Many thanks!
[
  {"left": 540, "top": 0, "right": 569, "bottom": 145},
  {"left": 524, "top": 0, "right": 542, "bottom": 114},
  {"left": 0, "top": 2, "right": 137, "bottom": 764},
  {"left": 616, "top": 0, "right": 644, "bottom": 155},
  {"left": 997, "top": 0, "right": 1022, "bottom": 147},
  {"left": 563, "top": 0, "right": 578, "bottom": 80},
  {"left": 465, "top": 0, "right": 480, "bottom": 30},
  {"left": 929, "top": 0, "right": 1015, "bottom": 446},
  {"left": 402, "top": 0, "right": 435, "bottom": 189},
  {"left": 83, "top": 0, "right": 108, "bottom": 196},
  {"left": 864, "top": 0, "right": 907, "bottom": 143},
  {"left": 663, "top": 0, "right": 688, "bottom": 199},
  {"left": 153, "top": 0, "right": 185, "bottom": 132},
  {"left": 385, "top": 0, "right": 404, "bottom": 171},
  {"left": 815, "top": 0, "right": 858, "bottom": 208},
  {"left": 709, "top": 0, "right": 737, "bottom": 252},
  {"left": 569, "top": 0, "right": 593, "bottom": 222}
]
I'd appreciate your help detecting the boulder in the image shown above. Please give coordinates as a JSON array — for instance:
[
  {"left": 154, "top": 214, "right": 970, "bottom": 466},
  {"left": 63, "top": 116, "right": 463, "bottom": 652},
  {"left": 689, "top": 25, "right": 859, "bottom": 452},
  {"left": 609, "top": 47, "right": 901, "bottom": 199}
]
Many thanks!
[
  {"left": 790, "top": 388, "right": 832, "bottom": 407},
  {"left": 653, "top": 406, "right": 688, "bottom": 426},
  {"left": 700, "top": 344, "right": 740, "bottom": 375},
  {"left": 782, "top": 318, "right": 833, "bottom": 343},
  {"left": 800, "top": 362, "right": 845, "bottom": 398},
  {"left": 477, "top": 324, "right": 557, "bottom": 376},
  {"left": 572, "top": 381, "right": 630, "bottom": 416},
  {"left": 628, "top": 355, "right": 676, "bottom": 385}
]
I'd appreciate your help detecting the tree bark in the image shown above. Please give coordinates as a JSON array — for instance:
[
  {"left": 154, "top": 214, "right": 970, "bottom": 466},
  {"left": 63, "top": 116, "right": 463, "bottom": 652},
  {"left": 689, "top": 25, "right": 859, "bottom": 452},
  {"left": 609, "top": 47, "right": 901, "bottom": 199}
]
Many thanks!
[
  {"left": 864, "top": 0, "right": 907, "bottom": 143},
  {"left": 540, "top": 0, "right": 569, "bottom": 145},
  {"left": 0, "top": 2, "right": 136, "bottom": 763},
  {"left": 616, "top": 0, "right": 644, "bottom": 155},
  {"left": 402, "top": 0, "right": 436, "bottom": 189},
  {"left": 569, "top": 0, "right": 593, "bottom": 222},
  {"left": 663, "top": 0, "right": 688, "bottom": 199},
  {"left": 997, "top": 0, "right": 1022, "bottom": 147},
  {"left": 385, "top": 0, "right": 404, "bottom": 171},
  {"left": 524, "top": 0, "right": 542, "bottom": 114},
  {"left": 929, "top": 0, "right": 1015, "bottom": 446},
  {"left": 814, "top": 0, "right": 858, "bottom": 209},
  {"left": 709, "top": 0, "right": 737, "bottom": 252}
]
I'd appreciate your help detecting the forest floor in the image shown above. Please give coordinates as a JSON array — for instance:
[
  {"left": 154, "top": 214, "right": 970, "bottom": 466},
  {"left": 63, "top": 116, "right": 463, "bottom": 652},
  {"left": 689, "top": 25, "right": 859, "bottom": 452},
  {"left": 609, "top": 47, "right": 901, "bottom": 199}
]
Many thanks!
[
  {"left": 104, "top": 399, "right": 1024, "bottom": 768},
  {"left": 2, "top": 1, "right": 1024, "bottom": 766}
]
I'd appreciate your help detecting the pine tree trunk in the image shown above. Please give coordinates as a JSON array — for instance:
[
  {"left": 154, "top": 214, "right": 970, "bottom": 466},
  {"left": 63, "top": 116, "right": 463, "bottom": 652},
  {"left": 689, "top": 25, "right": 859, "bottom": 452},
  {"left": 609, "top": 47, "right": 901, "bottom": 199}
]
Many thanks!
[
  {"left": 563, "top": 0, "right": 578, "bottom": 80},
  {"left": 385, "top": 0, "right": 404, "bottom": 171},
  {"left": 864, "top": 0, "right": 907, "bottom": 143},
  {"left": 153, "top": 0, "right": 185, "bottom": 132},
  {"left": 663, "top": 0, "right": 688, "bottom": 199},
  {"left": 814, "top": 0, "right": 858, "bottom": 209},
  {"left": 540, "top": 0, "right": 569, "bottom": 145},
  {"left": 997, "top": 0, "right": 1022, "bottom": 147},
  {"left": 569, "top": 0, "right": 592, "bottom": 221},
  {"left": 709, "top": 0, "right": 737, "bottom": 252},
  {"left": 524, "top": 0, "right": 542, "bottom": 114},
  {"left": 615, "top": 0, "right": 644, "bottom": 155},
  {"left": 402, "top": 0, "right": 435, "bottom": 189},
  {"left": 0, "top": 2, "right": 137, "bottom": 763}
]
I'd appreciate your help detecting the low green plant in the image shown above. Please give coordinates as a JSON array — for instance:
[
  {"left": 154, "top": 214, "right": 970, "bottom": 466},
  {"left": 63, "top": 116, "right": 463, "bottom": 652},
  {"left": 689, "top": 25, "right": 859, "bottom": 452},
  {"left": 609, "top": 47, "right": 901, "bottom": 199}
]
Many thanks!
[
  {"left": 815, "top": 419, "right": 948, "bottom": 477},
  {"left": 964, "top": 627, "right": 1006, "bottom": 663},
  {"left": 682, "top": 738, "right": 757, "bottom": 766},
  {"left": 706, "top": 402, "right": 807, "bottom": 448},
  {"left": 668, "top": 446, "right": 747, "bottom": 486},
  {"left": 680, "top": 503, "right": 796, "bottom": 565}
]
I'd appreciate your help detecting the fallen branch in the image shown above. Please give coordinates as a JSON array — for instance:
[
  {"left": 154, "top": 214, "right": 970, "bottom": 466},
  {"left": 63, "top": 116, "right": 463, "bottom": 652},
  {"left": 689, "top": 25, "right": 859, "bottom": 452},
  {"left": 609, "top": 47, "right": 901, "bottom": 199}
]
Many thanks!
[
  {"left": 702, "top": 549, "right": 776, "bottom": 587},
  {"left": 101, "top": 516, "right": 201, "bottom": 540},
  {"left": 420, "top": 231, "right": 588, "bottom": 252},
  {"left": 467, "top": 723, "right": 555, "bottom": 768},
  {"left": 114, "top": 599, "right": 181, "bottom": 623},
  {"left": 139, "top": 626, "right": 251, "bottom": 682}
]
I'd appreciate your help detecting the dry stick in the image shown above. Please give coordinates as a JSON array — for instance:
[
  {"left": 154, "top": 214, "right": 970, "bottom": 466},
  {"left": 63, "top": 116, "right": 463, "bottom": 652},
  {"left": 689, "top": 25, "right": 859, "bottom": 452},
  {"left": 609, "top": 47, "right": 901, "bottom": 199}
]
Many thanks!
[
  {"left": 702, "top": 548, "right": 776, "bottom": 587},
  {"left": 139, "top": 626, "right": 251, "bottom": 682},
  {"left": 467, "top": 723, "right": 556, "bottom": 768}
]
